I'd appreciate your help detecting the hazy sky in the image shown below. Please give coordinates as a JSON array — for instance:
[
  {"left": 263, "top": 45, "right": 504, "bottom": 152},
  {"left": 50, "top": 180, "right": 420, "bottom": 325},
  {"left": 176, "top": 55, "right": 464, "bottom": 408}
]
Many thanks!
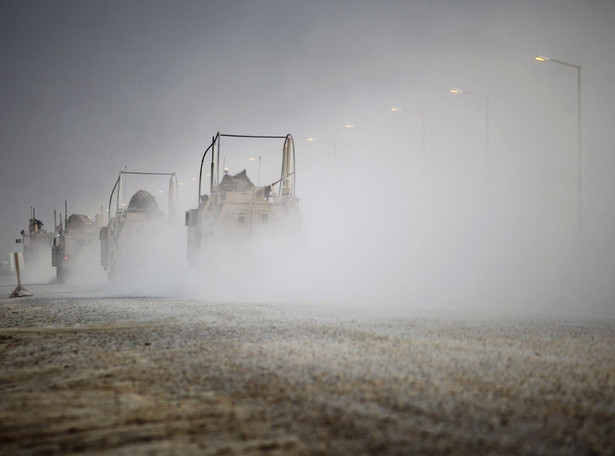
[{"left": 2, "top": 0, "right": 615, "bottom": 314}]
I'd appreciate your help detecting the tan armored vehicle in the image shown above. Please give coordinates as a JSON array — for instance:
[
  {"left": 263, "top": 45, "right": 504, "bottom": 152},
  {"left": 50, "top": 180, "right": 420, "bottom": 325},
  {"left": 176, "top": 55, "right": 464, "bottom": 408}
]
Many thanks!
[
  {"left": 15, "top": 208, "right": 56, "bottom": 282},
  {"left": 100, "top": 171, "right": 178, "bottom": 278},
  {"left": 185, "top": 133, "right": 301, "bottom": 265},
  {"left": 52, "top": 209, "right": 104, "bottom": 283}
]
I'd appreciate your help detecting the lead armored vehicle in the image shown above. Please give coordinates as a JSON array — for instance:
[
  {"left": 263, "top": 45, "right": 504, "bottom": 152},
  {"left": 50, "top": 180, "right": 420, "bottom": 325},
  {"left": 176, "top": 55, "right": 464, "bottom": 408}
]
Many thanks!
[{"left": 185, "top": 133, "right": 301, "bottom": 265}]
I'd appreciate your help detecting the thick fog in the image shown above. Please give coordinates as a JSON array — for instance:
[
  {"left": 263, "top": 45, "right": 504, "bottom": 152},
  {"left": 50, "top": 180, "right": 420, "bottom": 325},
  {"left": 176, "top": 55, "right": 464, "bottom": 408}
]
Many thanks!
[{"left": 2, "top": 1, "right": 615, "bottom": 317}]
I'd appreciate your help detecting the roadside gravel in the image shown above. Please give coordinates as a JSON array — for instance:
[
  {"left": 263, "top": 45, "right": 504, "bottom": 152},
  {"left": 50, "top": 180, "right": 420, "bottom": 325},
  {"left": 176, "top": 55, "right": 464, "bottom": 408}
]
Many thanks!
[{"left": 1, "top": 284, "right": 614, "bottom": 455}]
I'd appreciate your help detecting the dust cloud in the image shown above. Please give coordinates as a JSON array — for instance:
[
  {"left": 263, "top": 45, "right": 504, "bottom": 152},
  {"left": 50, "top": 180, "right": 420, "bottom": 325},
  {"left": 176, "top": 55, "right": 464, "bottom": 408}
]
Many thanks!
[
  {"left": 95, "top": 132, "right": 589, "bottom": 319},
  {"left": 2, "top": 2, "right": 614, "bottom": 318},
  {"left": 58, "top": 240, "right": 106, "bottom": 289},
  {"left": 11, "top": 117, "right": 605, "bottom": 319},
  {"left": 102, "top": 220, "right": 187, "bottom": 297},
  {"left": 59, "top": 117, "right": 603, "bottom": 320}
]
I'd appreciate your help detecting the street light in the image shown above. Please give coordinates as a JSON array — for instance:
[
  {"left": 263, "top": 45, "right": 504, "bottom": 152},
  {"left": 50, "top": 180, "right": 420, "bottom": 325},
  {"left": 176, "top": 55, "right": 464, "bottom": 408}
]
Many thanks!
[
  {"left": 249, "top": 156, "right": 261, "bottom": 185},
  {"left": 535, "top": 54, "right": 583, "bottom": 269},
  {"left": 449, "top": 88, "right": 490, "bottom": 166},
  {"left": 308, "top": 137, "right": 335, "bottom": 146},
  {"left": 249, "top": 156, "right": 274, "bottom": 186},
  {"left": 389, "top": 106, "right": 426, "bottom": 162},
  {"left": 344, "top": 123, "right": 375, "bottom": 132},
  {"left": 307, "top": 137, "right": 337, "bottom": 175},
  {"left": 450, "top": 88, "right": 492, "bottom": 224},
  {"left": 344, "top": 123, "right": 377, "bottom": 155}
]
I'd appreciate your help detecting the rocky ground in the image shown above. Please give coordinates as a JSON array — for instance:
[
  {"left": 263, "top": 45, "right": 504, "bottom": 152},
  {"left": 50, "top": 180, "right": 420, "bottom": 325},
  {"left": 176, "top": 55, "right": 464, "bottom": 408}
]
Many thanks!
[{"left": 0, "top": 283, "right": 614, "bottom": 455}]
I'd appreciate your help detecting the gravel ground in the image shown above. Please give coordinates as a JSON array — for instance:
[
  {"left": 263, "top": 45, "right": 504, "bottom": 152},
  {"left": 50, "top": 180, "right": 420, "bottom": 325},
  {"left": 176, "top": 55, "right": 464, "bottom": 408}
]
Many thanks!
[{"left": 1, "top": 283, "right": 614, "bottom": 455}]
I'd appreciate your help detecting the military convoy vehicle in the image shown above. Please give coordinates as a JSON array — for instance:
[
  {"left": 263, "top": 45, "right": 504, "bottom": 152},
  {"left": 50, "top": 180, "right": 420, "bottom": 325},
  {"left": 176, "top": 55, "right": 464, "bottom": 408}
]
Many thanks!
[
  {"left": 15, "top": 208, "right": 56, "bottom": 282},
  {"left": 52, "top": 204, "right": 106, "bottom": 282},
  {"left": 185, "top": 133, "right": 301, "bottom": 265},
  {"left": 18, "top": 132, "right": 301, "bottom": 284},
  {"left": 99, "top": 171, "right": 178, "bottom": 278}
]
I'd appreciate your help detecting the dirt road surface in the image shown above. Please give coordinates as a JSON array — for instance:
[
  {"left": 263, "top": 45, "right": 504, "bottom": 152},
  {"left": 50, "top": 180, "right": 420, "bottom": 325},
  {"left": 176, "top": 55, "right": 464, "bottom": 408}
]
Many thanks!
[{"left": 1, "top": 284, "right": 614, "bottom": 455}]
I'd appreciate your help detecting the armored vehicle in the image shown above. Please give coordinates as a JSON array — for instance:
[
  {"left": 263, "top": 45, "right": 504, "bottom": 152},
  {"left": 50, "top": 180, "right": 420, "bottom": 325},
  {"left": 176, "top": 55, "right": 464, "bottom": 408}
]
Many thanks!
[
  {"left": 185, "top": 133, "right": 301, "bottom": 265},
  {"left": 16, "top": 208, "right": 56, "bottom": 282},
  {"left": 100, "top": 171, "right": 178, "bottom": 278},
  {"left": 52, "top": 205, "right": 106, "bottom": 283}
]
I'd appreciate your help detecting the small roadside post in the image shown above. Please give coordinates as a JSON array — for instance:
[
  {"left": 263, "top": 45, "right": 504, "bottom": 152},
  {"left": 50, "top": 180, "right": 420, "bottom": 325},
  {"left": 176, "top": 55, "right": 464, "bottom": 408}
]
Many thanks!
[{"left": 9, "top": 252, "right": 32, "bottom": 298}]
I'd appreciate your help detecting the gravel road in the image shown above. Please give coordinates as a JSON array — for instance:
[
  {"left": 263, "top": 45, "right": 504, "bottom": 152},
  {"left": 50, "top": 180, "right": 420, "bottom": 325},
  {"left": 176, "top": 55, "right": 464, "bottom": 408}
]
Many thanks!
[{"left": 1, "top": 283, "right": 614, "bottom": 455}]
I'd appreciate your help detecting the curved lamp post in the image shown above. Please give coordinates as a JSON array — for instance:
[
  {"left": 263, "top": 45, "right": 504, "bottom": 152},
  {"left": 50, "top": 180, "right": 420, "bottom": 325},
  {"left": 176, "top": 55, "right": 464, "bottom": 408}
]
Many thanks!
[
  {"left": 535, "top": 55, "right": 583, "bottom": 267},
  {"left": 449, "top": 88, "right": 490, "bottom": 170},
  {"left": 389, "top": 106, "right": 427, "bottom": 165},
  {"left": 248, "top": 156, "right": 273, "bottom": 186},
  {"left": 307, "top": 137, "right": 337, "bottom": 175},
  {"left": 344, "top": 123, "right": 377, "bottom": 155}
]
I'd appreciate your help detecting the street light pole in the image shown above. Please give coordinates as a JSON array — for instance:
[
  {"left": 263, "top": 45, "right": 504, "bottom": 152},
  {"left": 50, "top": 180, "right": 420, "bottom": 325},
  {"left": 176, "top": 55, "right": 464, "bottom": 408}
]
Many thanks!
[
  {"left": 535, "top": 55, "right": 583, "bottom": 275},
  {"left": 249, "top": 156, "right": 274, "bottom": 186},
  {"left": 449, "top": 88, "right": 492, "bottom": 228},
  {"left": 344, "top": 123, "right": 377, "bottom": 156},
  {"left": 249, "top": 156, "right": 262, "bottom": 186},
  {"left": 390, "top": 106, "right": 427, "bottom": 166},
  {"left": 307, "top": 137, "right": 337, "bottom": 175},
  {"left": 449, "top": 88, "right": 490, "bottom": 170}
]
